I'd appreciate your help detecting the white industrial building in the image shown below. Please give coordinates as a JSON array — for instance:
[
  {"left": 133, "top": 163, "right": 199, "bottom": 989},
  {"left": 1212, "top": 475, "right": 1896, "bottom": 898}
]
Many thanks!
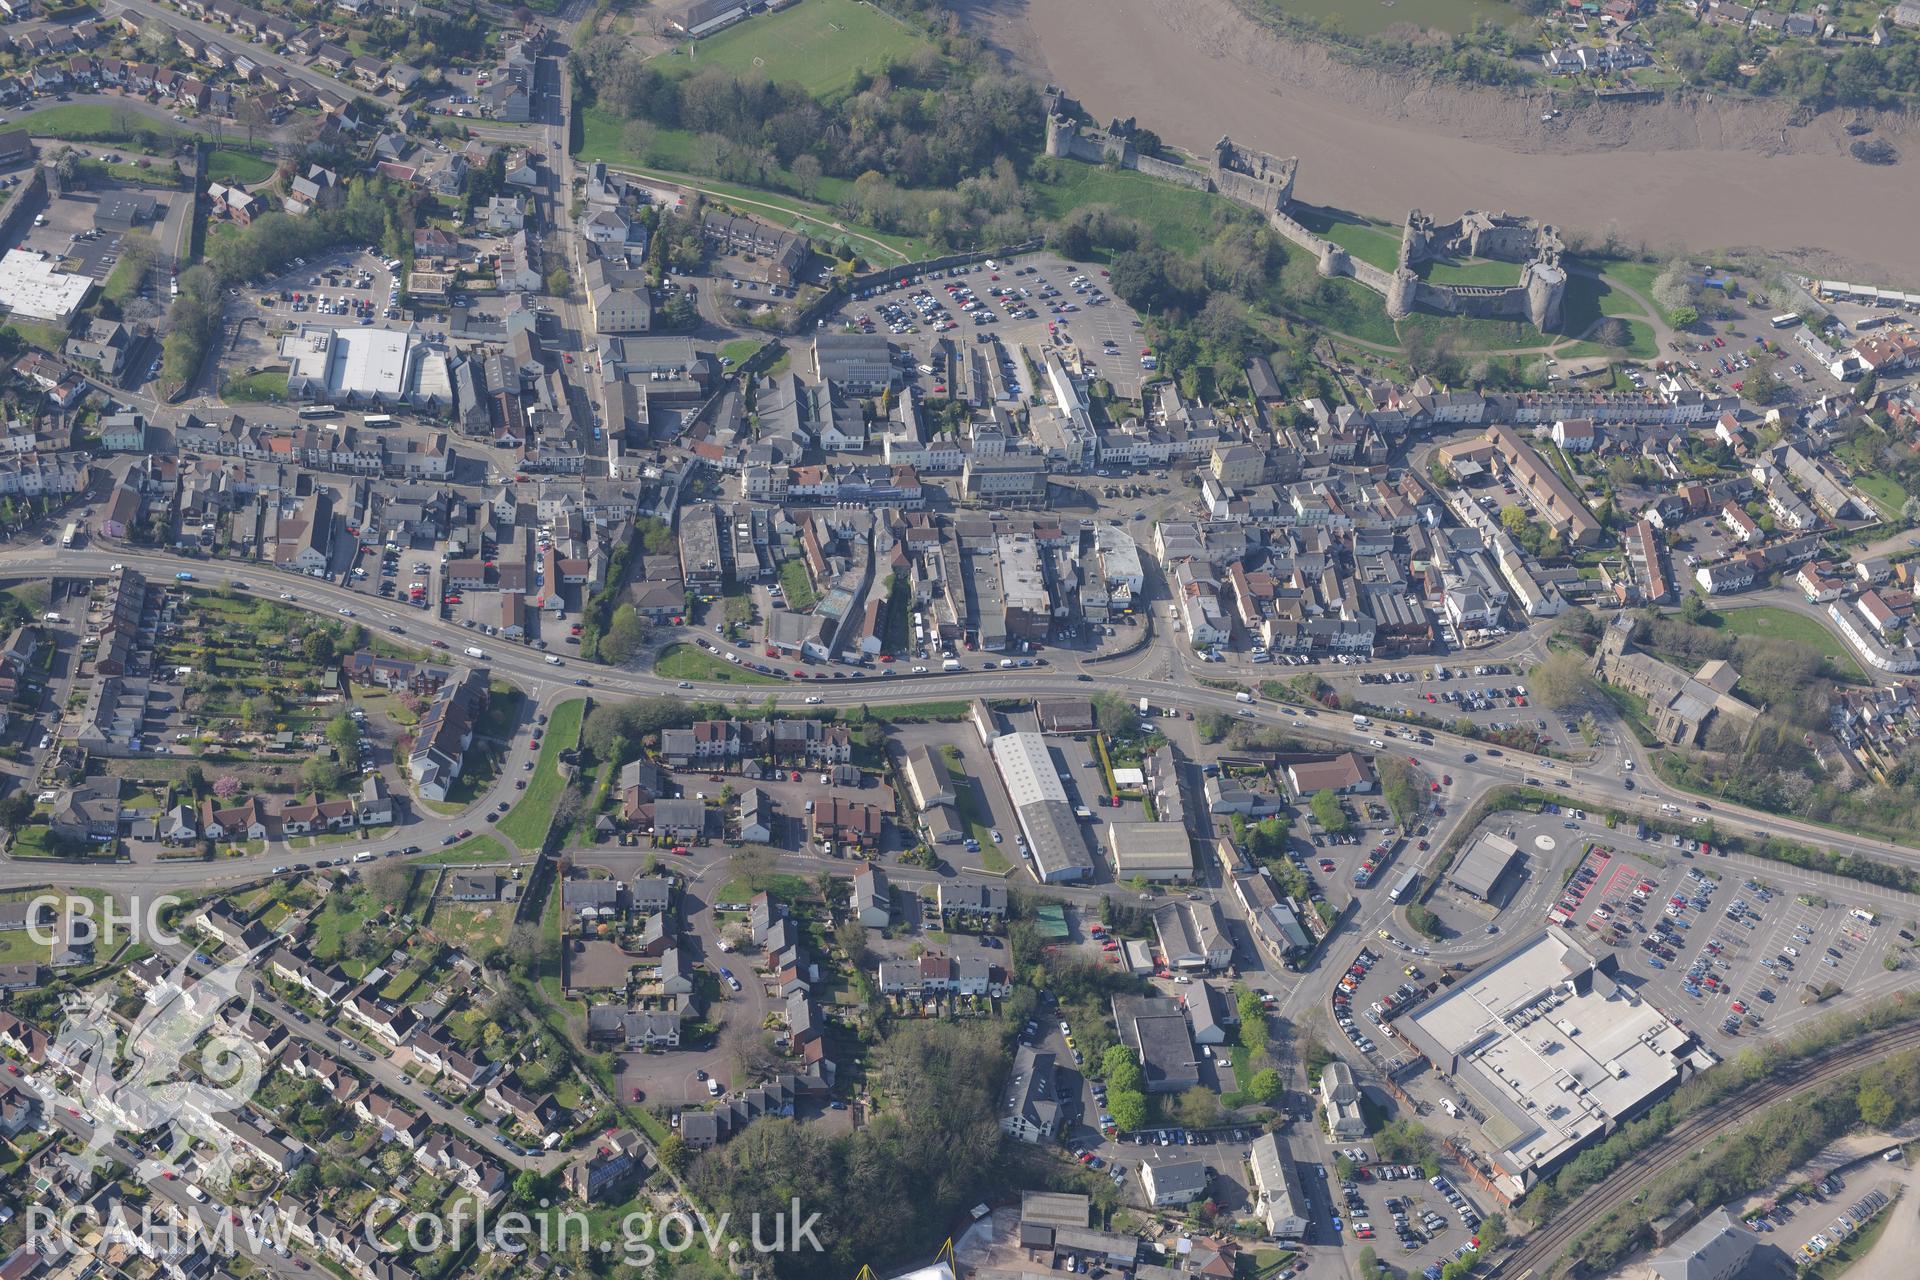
[
  {"left": 1400, "top": 927, "right": 1714, "bottom": 1198},
  {"left": 988, "top": 731, "right": 1093, "bottom": 883},
  {"left": 0, "top": 248, "right": 94, "bottom": 322},
  {"left": 279, "top": 324, "right": 453, "bottom": 406}
]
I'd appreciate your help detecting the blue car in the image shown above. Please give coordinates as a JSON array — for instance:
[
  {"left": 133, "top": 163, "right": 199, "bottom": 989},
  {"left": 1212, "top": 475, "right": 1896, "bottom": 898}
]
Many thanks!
[{"left": 1648, "top": 956, "right": 1667, "bottom": 969}]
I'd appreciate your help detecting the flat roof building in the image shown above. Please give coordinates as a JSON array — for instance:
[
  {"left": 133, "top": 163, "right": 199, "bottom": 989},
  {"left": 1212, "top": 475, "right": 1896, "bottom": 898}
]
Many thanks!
[
  {"left": 1400, "top": 927, "right": 1713, "bottom": 1197},
  {"left": 1450, "top": 831, "right": 1524, "bottom": 903},
  {"left": 1106, "top": 822, "right": 1194, "bottom": 881},
  {"left": 0, "top": 248, "right": 93, "bottom": 321},
  {"left": 1111, "top": 994, "right": 1198, "bottom": 1094},
  {"left": 279, "top": 324, "right": 450, "bottom": 405}
]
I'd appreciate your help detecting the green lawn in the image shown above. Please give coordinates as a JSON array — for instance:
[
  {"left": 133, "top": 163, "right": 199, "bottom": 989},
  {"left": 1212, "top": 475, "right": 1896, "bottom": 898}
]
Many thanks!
[
  {"left": 1852, "top": 470, "right": 1906, "bottom": 520},
  {"left": 652, "top": 0, "right": 936, "bottom": 99},
  {"left": 777, "top": 559, "right": 819, "bottom": 611},
  {"left": 428, "top": 899, "right": 515, "bottom": 953},
  {"left": 654, "top": 642, "right": 782, "bottom": 685},
  {"left": 417, "top": 835, "right": 514, "bottom": 864},
  {"left": 309, "top": 888, "right": 379, "bottom": 965},
  {"left": 103, "top": 252, "right": 148, "bottom": 303},
  {"left": 497, "top": 698, "right": 586, "bottom": 852},
  {"left": 18, "top": 102, "right": 184, "bottom": 142},
  {"left": 1288, "top": 204, "right": 1404, "bottom": 273},
  {"left": 720, "top": 338, "right": 763, "bottom": 366},
  {"left": 1560, "top": 268, "right": 1659, "bottom": 357},
  {"left": 221, "top": 370, "right": 288, "bottom": 402},
  {"left": 1418, "top": 256, "right": 1523, "bottom": 287},
  {"left": 207, "top": 149, "right": 274, "bottom": 185},
  {"left": 1028, "top": 162, "right": 1230, "bottom": 259},
  {"left": 1707, "top": 605, "right": 1867, "bottom": 681},
  {"left": 1599, "top": 259, "right": 1684, "bottom": 325}
]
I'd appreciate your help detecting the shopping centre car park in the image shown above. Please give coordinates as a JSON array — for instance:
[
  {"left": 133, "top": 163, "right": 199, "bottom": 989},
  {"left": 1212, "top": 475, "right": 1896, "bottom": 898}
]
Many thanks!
[{"left": 1550, "top": 831, "right": 1904, "bottom": 1048}]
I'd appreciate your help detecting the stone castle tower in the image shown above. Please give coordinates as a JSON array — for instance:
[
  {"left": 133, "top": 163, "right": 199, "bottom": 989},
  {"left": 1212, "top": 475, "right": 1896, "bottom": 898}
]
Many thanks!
[
  {"left": 1045, "top": 113, "right": 1074, "bottom": 158},
  {"left": 1524, "top": 261, "right": 1567, "bottom": 331},
  {"left": 1385, "top": 269, "right": 1418, "bottom": 321}
]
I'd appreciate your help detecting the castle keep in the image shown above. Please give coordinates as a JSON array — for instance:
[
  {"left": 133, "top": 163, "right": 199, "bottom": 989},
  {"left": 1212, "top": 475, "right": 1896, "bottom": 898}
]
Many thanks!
[{"left": 1041, "top": 87, "right": 1567, "bottom": 333}]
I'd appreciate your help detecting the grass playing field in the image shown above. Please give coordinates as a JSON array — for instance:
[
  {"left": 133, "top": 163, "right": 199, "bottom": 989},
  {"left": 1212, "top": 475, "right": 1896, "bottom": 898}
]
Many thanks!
[{"left": 658, "top": 0, "right": 934, "bottom": 100}]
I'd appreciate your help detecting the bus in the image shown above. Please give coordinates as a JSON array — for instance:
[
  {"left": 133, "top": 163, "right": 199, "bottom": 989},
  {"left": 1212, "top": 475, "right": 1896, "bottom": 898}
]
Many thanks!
[
  {"left": 362, "top": 414, "right": 394, "bottom": 428},
  {"left": 1770, "top": 314, "right": 1803, "bottom": 330},
  {"left": 1388, "top": 869, "right": 1419, "bottom": 905},
  {"left": 60, "top": 521, "right": 78, "bottom": 549},
  {"left": 298, "top": 404, "right": 339, "bottom": 419}
]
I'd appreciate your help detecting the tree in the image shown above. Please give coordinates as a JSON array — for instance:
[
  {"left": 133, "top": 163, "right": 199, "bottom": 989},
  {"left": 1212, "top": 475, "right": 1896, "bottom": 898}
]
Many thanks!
[
  {"left": 1101, "top": 1045, "right": 1144, "bottom": 1093},
  {"left": 325, "top": 714, "right": 361, "bottom": 771},
  {"left": 1092, "top": 693, "right": 1136, "bottom": 738},
  {"left": 213, "top": 775, "right": 241, "bottom": 799},
  {"left": 303, "top": 756, "right": 343, "bottom": 795},
  {"left": 600, "top": 605, "right": 648, "bottom": 665},
  {"left": 369, "top": 861, "right": 411, "bottom": 904},
  {"left": 1407, "top": 903, "right": 1443, "bottom": 939},
  {"left": 1671, "top": 305, "right": 1699, "bottom": 329},
  {"left": 790, "top": 153, "right": 822, "bottom": 198},
  {"left": 183, "top": 764, "right": 207, "bottom": 796},
  {"left": 238, "top": 697, "right": 261, "bottom": 732},
  {"left": 304, "top": 630, "right": 336, "bottom": 665},
  {"left": 1108, "top": 1090, "right": 1148, "bottom": 1132},
  {"left": 1247, "top": 1067, "right": 1283, "bottom": 1105},
  {"left": 1680, "top": 590, "right": 1709, "bottom": 624},
  {"left": 834, "top": 916, "right": 868, "bottom": 968},
  {"left": 1309, "top": 789, "right": 1350, "bottom": 834},
  {"left": 1578, "top": 711, "right": 1600, "bottom": 748},
  {"left": 544, "top": 266, "right": 573, "bottom": 297},
  {"left": 1858, "top": 1079, "right": 1895, "bottom": 1128},
  {"left": 620, "top": 119, "right": 657, "bottom": 165},
  {"left": 658, "top": 1133, "right": 692, "bottom": 1174},
  {"left": 1530, "top": 649, "right": 1596, "bottom": 710},
  {"left": 1175, "top": 1087, "right": 1218, "bottom": 1130}
]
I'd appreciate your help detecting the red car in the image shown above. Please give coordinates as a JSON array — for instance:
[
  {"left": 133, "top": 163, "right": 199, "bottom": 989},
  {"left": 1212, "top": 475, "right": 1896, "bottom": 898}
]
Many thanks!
[{"left": 1102, "top": 942, "right": 1119, "bottom": 952}]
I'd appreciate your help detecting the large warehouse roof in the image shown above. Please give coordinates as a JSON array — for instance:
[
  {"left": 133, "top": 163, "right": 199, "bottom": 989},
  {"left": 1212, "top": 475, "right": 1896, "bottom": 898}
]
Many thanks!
[
  {"left": 990, "top": 731, "right": 1067, "bottom": 807},
  {"left": 280, "top": 324, "right": 441, "bottom": 401},
  {"left": 989, "top": 731, "right": 1093, "bottom": 882},
  {"left": 1402, "top": 927, "right": 1711, "bottom": 1195}
]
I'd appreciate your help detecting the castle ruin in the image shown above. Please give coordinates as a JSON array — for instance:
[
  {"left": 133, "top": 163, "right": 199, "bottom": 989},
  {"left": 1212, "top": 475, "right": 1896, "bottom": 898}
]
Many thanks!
[{"left": 1039, "top": 87, "right": 1567, "bottom": 334}]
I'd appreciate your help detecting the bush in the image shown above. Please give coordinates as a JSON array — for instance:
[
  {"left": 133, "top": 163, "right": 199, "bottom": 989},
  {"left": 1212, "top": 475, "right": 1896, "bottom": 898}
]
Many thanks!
[{"left": 1406, "top": 904, "right": 1442, "bottom": 939}]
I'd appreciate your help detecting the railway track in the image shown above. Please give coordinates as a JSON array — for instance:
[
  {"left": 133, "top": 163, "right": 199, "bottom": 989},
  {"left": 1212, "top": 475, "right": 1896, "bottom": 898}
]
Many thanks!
[{"left": 1491, "top": 1021, "right": 1920, "bottom": 1280}]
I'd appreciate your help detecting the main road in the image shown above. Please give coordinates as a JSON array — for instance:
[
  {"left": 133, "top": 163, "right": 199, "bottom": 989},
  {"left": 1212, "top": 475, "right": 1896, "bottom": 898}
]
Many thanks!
[{"left": 0, "top": 542, "right": 1910, "bottom": 901}]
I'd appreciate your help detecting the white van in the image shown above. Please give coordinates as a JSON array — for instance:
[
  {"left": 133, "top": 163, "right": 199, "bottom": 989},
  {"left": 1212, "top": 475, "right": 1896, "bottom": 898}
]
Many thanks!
[
  {"left": 353, "top": 850, "right": 375, "bottom": 863},
  {"left": 1353, "top": 714, "right": 1371, "bottom": 728}
]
